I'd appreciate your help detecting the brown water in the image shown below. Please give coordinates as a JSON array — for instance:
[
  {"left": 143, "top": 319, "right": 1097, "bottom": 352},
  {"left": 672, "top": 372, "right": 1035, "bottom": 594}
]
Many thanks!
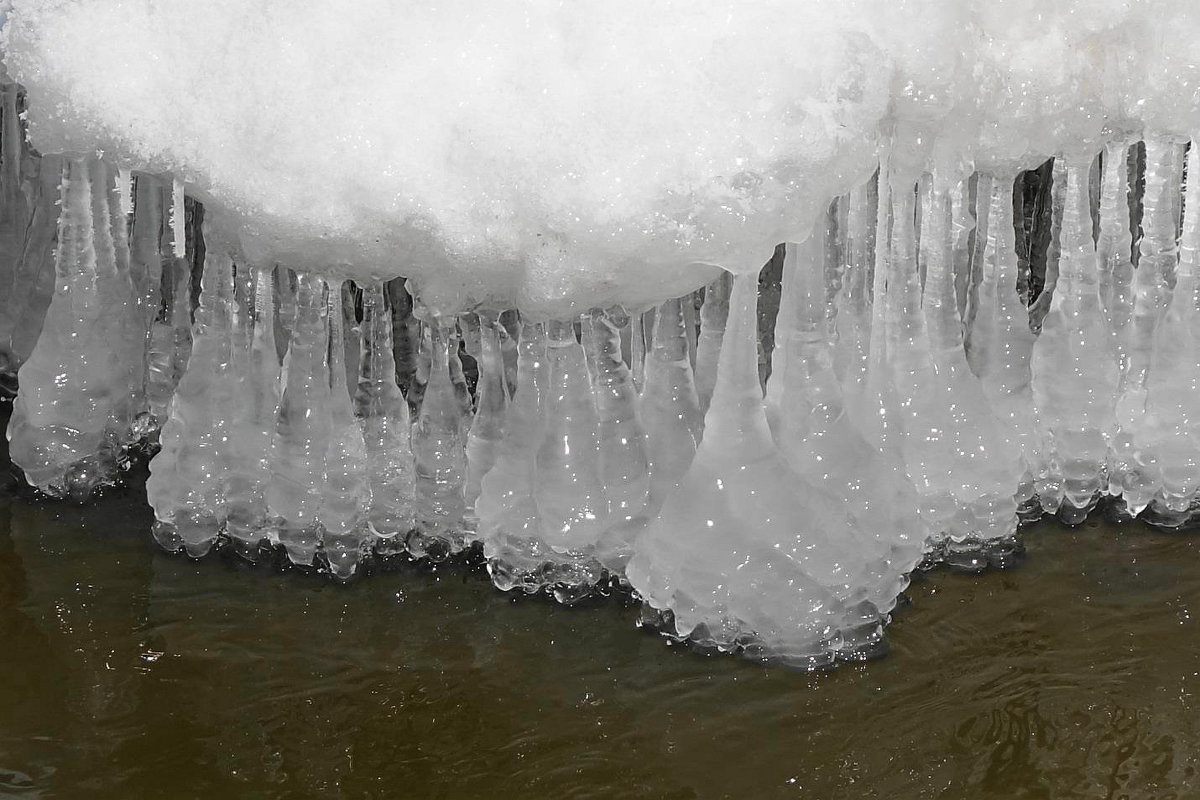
[{"left": 3, "top": 463, "right": 1200, "bottom": 799}]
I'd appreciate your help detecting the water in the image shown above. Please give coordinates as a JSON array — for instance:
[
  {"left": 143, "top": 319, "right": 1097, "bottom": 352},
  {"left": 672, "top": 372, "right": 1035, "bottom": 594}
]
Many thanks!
[{"left": 3, "top": 429, "right": 1200, "bottom": 798}]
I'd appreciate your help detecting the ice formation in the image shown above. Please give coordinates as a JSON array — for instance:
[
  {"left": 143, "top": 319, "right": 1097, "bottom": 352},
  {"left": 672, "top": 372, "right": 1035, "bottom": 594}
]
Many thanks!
[{"left": 2, "top": 0, "right": 1200, "bottom": 667}]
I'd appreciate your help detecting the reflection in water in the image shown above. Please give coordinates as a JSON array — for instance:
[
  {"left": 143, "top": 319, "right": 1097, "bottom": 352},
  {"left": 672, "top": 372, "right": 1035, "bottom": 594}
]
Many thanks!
[{"left": 2, "top": 474, "right": 1200, "bottom": 797}]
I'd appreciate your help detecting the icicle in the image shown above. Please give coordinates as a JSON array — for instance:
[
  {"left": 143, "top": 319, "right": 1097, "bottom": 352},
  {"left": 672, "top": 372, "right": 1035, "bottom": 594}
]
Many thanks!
[
  {"left": 629, "top": 312, "right": 646, "bottom": 393},
  {"left": 1132, "top": 139, "right": 1200, "bottom": 527},
  {"left": 974, "top": 175, "right": 1041, "bottom": 520},
  {"left": 144, "top": 178, "right": 194, "bottom": 425},
  {"left": 834, "top": 178, "right": 876, "bottom": 431},
  {"left": 8, "top": 157, "right": 144, "bottom": 499},
  {"left": 531, "top": 317, "right": 607, "bottom": 594},
  {"left": 267, "top": 271, "right": 331, "bottom": 567},
  {"left": 223, "top": 266, "right": 281, "bottom": 561},
  {"left": 964, "top": 174, "right": 995, "bottom": 375},
  {"left": 145, "top": 252, "right": 236, "bottom": 556},
  {"left": 882, "top": 173, "right": 1019, "bottom": 563},
  {"left": 354, "top": 282, "right": 416, "bottom": 553},
  {"left": 0, "top": 81, "right": 28, "bottom": 380},
  {"left": 320, "top": 279, "right": 372, "bottom": 580},
  {"left": 629, "top": 270, "right": 872, "bottom": 669},
  {"left": 583, "top": 306, "right": 649, "bottom": 570},
  {"left": 1097, "top": 141, "right": 1135, "bottom": 348},
  {"left": 640, "top": 296, "right": 702, "bottom": 517},
  {"left": 1117, "top": 136, "right": 1184, "bottom": 432},
  {"left": 170, "top": 178, "right": 186, "bottom": 259},
  {"left": 768, "top": 228, "right": 925, "bottom": 605},
  {"left": 477, "top": 322, "right": 554, "bottom": 594},
  {"left": 464, "top": 309, "right": 510, "bottom": 521},
  {"left": 1030, "top": 152, "right": 1120, "bottom": 522},
  {"left": 409, "top": 318, "right": 470, "bottom": 560},
  {"left": 694, "top": 271, "right": 731, "bottom": 416}
]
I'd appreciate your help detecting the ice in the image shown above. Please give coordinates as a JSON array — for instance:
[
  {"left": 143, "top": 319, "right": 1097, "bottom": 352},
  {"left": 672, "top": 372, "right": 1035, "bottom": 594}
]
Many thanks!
[
  {"left": 146, "top": 252, "right": 235, "bottom": 557},
  {"left": 1128, "top": 140, "right": 1200, "bottom": 527},
  {"left": 8, "top": 157, "right": 147, "bottom": 499},
  {"left": 971, "top": 176, "right": 1042, "bottom": 519},
  {"left": 581, "top": 307, "right": 649, "bottom": 567},
  {"left": 464, "top": 311, "right": 510, "bottom": 518},
  {"left": 1030, "top": 154, "right": 1121, "bottom": 523},
  {"left": 224, "top": 267, "right": 280, "bottom": 561},
  {"left": 693, "top": 273, "right": 730, "bottom": 417},
  {"left": 0, "top": 82, "right": 56, "bottom": 393},
  {"left": 267, "top": 272, "right": 333, "bottom": 567},
  {"left": 409, "top": 319, "right": 470, "bottom": 560},
  {"left": 638, "top": 297, "right": 702, "bottom": 516},
  {"left": 766, "top": 231, "right": 926, "bottom": 596},
  {"left": 629, "top": 271, "right": 893, "bottom": 666},
  {"left": 354, "top": 283, "right": 416, "bottom": 552},
  {"left": 530, "top": 319, "right": 608, "bottom": 588}
]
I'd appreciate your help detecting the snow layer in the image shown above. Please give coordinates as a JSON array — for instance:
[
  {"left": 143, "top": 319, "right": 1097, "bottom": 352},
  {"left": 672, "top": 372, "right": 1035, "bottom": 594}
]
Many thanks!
[{"left": 4, "top": 0, "right": 1199, "bottom": 315}]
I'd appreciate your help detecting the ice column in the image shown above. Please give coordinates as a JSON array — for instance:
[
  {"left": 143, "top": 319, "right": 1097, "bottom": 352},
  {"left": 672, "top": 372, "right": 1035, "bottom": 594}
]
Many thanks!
[
  {"left": 971, "top": 176, "right": 1042, "bottom": 519},
  {"left": 146, "top": 253, "right": 236, "bottom": 556},
  {"left": 629, "top": 271, "right": 897, "bottom": 669},
  {"left": 0, "top": 84, "right": 57, "bottom": 392},
  {"left": 410, "top": 319, "right": 470, "bottom": 560},
  {"left": 1030, "top": 153, "right": 1120, "bottom": 522},
  {"left": 1133, "top": 138, "right": 1200, "bottom": 527},
  {"left": 224, "top": 267, "right": 281, "bottom": 561},
  {"left": 766, "top": 232, "right": 926, "bottom": 588},
  {"left": 874, "top": 175, "right": 1020, "bottom": 561},
  {"left": 582, "top": 307, "right": 650, "bottom": 569},
  {"left": 639, "top": 297, "right": 702, "bottom": 517},
  {"left": 266, "top": 272, "right": 332, "bottom": 567},
  {"left": 694, "top": 272, "right": 731, "bottom": 416},
  {"left": 8, "top": 157, "right": 147, "bottom": 499},
  {"left": 320, "top": 280, "right": 373, "bottom": 579},
  {"left": 464, "top": 310, "right": 510, "bottom": 519},
  {"left": 354, "top": 283, "right": 416, "bottom": 554},
  {"left": 476, "top": 322, "right": 553, "bottom": 594},
  {"left": 530, "top": 318, "right": 608, "bottom": 599}
]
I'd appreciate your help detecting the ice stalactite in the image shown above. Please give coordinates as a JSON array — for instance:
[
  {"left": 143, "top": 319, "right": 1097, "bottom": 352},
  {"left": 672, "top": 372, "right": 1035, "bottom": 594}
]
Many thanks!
[
  {"left": 224, "top": 267, "right": 281, "bottom": 561},
  {"left": 629, "top": 270, "right": 902, "bottom": 667},
  {"left": 476, "top": 322, "right": 552, "bottom": 594},
  {"left": 639, "top": 296, "right": 702, "bottom": 518},
  {"left": 972, "top": 175, "right": 1042, "bottom": 521},
  {"left": 767, "top": 231, "right": 926, "bottom": 593},
  {"left": 320, "top": 280, "right": 373, "bottom": 579},
  {"left": 694, "top": 271, "right": 731, "bottom": 416},
  {"left": 409, "top": 319, "right": 470, "bottom": 560},
  {"left": 139, "top": 177, "right": 194, "bottom": 427},
  {"left": 1133, "top": 139, "right": 1200, "bottom": 528},
  {"left": 873, "top": 175, "right": 1020, "bottom": 562},
  {"left": 464, "top": 310, "right": 509, "bottom": 521},
  {"left": 146, "top": 252, "right": 236, "bottom": 556},
  {"left": 530, "top": 318, "right": 608, "bottom": 599},
  {"left": 833, "top": 179, "right": 877, "bottom": 434},
  {"left": 267, "top": 271, "right": 332, "bottom": 567},
  {"left": 354, "top": 282, "right": 416, "bottom": 555},
  {"left": 8, "top": 157, "right": 147, "bottom": 500},
  {"left": 0, "top": 83, "right": 57, "bottom": 394},
  {"left": 1030, "top": 154, "right": 1121, "bottom": 523},
  {"left": 582, "top": 307, "right": 650, "bottom": 570}
]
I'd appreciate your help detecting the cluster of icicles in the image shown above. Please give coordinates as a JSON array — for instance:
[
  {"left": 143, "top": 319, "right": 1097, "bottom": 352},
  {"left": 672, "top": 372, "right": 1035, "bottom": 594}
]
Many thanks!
[{"left": 6, "top": 96, "right": 1200, "bottom": 669}]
